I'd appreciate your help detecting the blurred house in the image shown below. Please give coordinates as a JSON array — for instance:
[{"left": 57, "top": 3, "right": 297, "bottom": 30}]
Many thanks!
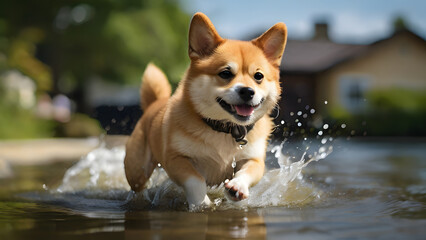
[{"left": 280, "top": 22, "right": 426, "bottom": 120}]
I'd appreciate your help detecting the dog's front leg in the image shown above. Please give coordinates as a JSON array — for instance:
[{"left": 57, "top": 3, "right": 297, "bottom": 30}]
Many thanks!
[
  {"left": 225, "top": 158, "right": 265, "bottom": 201},
  {"left": 165, "top": 156, "right": 211, "bottom": 208}
]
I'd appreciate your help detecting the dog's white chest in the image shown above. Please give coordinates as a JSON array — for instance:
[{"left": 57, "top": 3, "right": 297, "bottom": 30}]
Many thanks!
[{"left": 171, "top": 130, "right": 239, "bottom": 183}]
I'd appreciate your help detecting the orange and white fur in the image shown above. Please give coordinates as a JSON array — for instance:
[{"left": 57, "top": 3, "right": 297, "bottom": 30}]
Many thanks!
[{"left": 124, "top": 12, "right": 287, "bottom": 208}]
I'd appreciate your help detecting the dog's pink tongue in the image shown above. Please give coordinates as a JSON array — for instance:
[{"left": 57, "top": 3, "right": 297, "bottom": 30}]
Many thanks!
[{"left": 235, "top": 104, "right": 254, "bottom": 116}]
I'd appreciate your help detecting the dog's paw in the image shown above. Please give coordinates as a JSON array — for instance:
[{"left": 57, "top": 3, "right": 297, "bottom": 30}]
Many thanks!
[
  {"left": 188, "top": 195, "right": 212, "bottom": 212},
  {"left": 225, "top": 178, "right": 249, "bottom": 201}
]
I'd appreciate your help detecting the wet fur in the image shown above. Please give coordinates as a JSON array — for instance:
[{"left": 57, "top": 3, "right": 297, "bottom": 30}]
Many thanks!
[{"left": 124, "top": 12, "right": 287, "bottom": 207}]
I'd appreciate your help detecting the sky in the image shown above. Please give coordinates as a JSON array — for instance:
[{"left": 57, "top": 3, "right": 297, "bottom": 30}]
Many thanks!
[{"left": 178, "top": 0, "right": 426, "bottom": 44}]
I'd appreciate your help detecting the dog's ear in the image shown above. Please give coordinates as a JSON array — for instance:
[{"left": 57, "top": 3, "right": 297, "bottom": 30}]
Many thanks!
[
  {"left": 188, "top": 12, "right": 223, "bottom": 60},
  {"left": 253, "top": 23, "right": 287, "bottom": 66}
]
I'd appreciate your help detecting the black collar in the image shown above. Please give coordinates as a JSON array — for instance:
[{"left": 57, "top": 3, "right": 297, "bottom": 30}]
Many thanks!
[{"left": 202, "top": 118, "right": 254, "bottom": 145}]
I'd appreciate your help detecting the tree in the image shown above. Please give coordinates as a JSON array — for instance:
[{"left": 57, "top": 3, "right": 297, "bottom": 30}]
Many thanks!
[{"left": 0, "top": 0, "right": 190, "bottom": 111}]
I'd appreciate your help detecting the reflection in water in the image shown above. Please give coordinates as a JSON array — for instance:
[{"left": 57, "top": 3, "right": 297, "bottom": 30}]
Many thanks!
[
  {"left": 1, "top": 139, "right": 425, "bottom": 239},
  {"left": 124, "top": 210, "right": 266, "bottom": 240}
]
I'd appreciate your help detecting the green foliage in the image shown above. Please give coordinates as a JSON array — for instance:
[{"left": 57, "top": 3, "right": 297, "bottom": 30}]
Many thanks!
[
  {"left": 0, "top": 0, "right": 190, "bottom": 139},
  {"left": 55, "top": 113, "right": 104, "bottom": 138},
  {"left": 0, "top": 101, "right": 55, "bottom": 139},
  {"left": 0, "top": 0, "right": 190, "bottom": 93},
  {"left": 330, "top": 89, "right": 426, "bottom": 136},
  {"left": 368, "top": 88, "right": 426, "bottom": 113},
  {"left": 393, "top": 15, "right": 408, "bottom": 32},
  {"left": 101, "top": 4, "right": 190, "bottom": 87},
  {"left": 365, "top": 89, "right": 426, "bottom": 136}
]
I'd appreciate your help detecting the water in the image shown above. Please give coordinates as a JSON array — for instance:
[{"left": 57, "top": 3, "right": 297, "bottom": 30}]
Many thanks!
[
  {"left": 53, "top": 138, "right": 330, "bottom": 210},
  {"left": 0, "top": 138, "right": 425, "bottom": 239}
]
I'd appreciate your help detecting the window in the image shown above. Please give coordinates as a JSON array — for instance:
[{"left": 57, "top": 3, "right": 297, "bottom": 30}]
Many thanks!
[{"left": 339, "top": 74, "right": 371, "bottom": 113}]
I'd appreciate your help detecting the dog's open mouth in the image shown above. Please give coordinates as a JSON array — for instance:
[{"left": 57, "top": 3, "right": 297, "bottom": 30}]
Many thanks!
[{"left": 216, "top": 98, "right": 262, "bottom": 121}]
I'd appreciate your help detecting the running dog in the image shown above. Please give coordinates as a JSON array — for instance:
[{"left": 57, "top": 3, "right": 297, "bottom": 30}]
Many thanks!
[{"left": 124, "top": 12, "right": 287, "bottom": 208}]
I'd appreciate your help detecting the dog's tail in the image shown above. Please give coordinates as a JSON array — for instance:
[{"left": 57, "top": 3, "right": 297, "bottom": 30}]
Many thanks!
[{"left": 140, "top": 63, "right": 172, "bottom": 111}]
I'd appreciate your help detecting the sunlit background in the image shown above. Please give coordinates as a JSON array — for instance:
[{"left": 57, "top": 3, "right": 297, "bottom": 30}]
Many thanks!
[
  {"left": 1, "top": 0, "right": 425, "bottom": 139},
  {"left": 0, "top": 2, "right": 426, "bottom": 238}
]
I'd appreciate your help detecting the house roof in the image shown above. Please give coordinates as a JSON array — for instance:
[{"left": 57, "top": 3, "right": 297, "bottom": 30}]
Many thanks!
[
  {"left": 281, "top": 39, "right": 368, "bottom": 73},
  {"left": 281, "top": 29, "right": 426, "bottom": 73}
]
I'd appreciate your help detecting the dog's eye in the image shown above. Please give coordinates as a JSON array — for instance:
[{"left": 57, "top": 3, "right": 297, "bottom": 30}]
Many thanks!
[
  {"left": 218, "top": 70, "right": 234, "bottom": 80},
  {"left": 254, "top": 72, "right": 264, "bottom": 82}
]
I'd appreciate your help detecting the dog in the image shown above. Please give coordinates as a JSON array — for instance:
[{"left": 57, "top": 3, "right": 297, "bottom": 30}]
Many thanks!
[{"left": 124, "top": 12, "right": 287, "bottom": 208}]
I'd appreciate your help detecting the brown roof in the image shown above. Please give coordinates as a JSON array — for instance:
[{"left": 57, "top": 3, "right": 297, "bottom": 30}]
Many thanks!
[
  {"left": 281, "top": 39, "right": 368, "bottom": 73},
  {"left": 281, "top": 29, "right": 426, "bottom": 73}
]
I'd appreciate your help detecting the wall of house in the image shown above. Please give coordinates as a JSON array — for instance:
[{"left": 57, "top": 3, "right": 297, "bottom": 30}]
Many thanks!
[
  {"left": 316, "top": 32, "right": 426, "bottom": 114},
  {"left": 279, "top": 73, "right": 316, "bottom": 120}
]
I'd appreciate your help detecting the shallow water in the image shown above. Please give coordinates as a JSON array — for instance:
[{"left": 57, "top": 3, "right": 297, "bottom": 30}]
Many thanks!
[{"left": 1, "top": 138, "right": 425, "bottom": 239}]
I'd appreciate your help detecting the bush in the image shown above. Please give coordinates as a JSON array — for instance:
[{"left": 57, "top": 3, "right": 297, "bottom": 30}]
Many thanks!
[
  {"left": 366, "top": 89, "right": 426, "bottom": 136},
  {"left": 330, "top": 89, "right": 426, "bottom": 136},
  {"left": 55, "top": 113, "right": 104, "bottom": 138},
  {"left": 0, "top": 101, "right": 55, "bottom": 139}
]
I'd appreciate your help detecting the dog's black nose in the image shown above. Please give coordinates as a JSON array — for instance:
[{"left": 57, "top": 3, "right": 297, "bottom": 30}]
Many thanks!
[{"left": 238, "top": 87, "right": 255, "bottom": 102}]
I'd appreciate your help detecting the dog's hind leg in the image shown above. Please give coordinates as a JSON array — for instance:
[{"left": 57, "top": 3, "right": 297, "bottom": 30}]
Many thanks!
[{"left": 124, "top": 125, "right": 155, "bottom": 192}]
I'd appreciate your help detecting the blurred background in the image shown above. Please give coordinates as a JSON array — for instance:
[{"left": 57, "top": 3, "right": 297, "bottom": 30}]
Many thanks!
[{"left": 0, "top": 0, "right": 425, "bottom": 139}]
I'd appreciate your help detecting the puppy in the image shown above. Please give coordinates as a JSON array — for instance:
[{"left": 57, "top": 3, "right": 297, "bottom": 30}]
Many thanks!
[{"left": 124, "top": 12, "right": 287, "bottom": 208}]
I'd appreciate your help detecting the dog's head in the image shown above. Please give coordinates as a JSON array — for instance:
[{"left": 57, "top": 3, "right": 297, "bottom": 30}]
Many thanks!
[{"left": 185, "top": 13, "right": 287, "bottom": 126}]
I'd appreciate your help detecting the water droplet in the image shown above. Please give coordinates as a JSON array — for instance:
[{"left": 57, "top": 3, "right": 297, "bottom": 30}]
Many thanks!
[
  {"left": 321, "top": 138, "right": 327, "bottom": 144},
  {"left": 111, "top": 118, "right": 117, "bottom": 123},
  {"left": 297, "top": 122, "right": 302, "bottom": 127},
  {"left": 297, "top": 98, "right": 302, "bottom": 103},
  {"left": 304, "top": 137, "right": 307, "bottom": 141},
  {"left": 323, "top": 124, "right": 329, "bottom": 130},
  {"left": 310, "top": 109, "right": 316, "bottom": 114},
  {"left": 280, "top": 120, "right": 285, "bottom": 125},
  {"left": 232, "top": 157, "right": 236, "bottom": 168},
  {"left": 318, "top": 130, "right": 323, "bottom": 136},
  {"left": 350, "top": 130, "right": 356, "bottom": 135},
  {"left": 341, "top": 123, "right": 346, "bottom": 129},
  {"left": 305, "top": 105, "right": 310, "bottom": 110},
  {"left": 157, "top": 163, "right": 162, "bottom": 167},
  {"left": 42, "top": 184, "right": 48, "bottom": 190},
  {"left": 290, "top": 112, "right": 294, "bottom": 116},
  {"left": 303, "top": 113, "right": 308, "bottom": 118},
  {"left": 297, "top": 111, "right": 302, "bottom": 116},
  {"left": 324, "top": 100, "right": 328, "bottom": 105}
]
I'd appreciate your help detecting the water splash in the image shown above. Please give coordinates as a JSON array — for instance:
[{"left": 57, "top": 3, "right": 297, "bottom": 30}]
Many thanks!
[
  {"left": 245, "top": 141, "right": 332, "bottom": 207},
  {"left": 57, "top": 146, "right": 129, "bottom": 193},
  {"left": 56, "top": 139, "right": 333, "bottom": 210}
]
